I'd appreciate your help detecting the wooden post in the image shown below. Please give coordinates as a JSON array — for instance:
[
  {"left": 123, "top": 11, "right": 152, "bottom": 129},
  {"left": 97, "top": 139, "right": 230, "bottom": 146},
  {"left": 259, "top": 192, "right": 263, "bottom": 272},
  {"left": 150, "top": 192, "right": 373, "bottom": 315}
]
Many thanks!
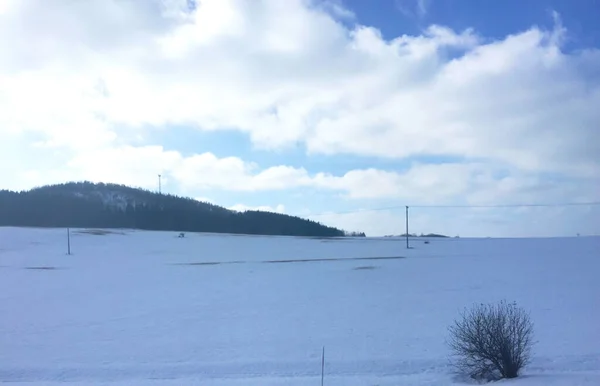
[
  {"left": 405, "top": 206, "right": 409, "bottom": 249},
  {"left": 321, "top": 346, "right": 325, "bottom": 386},
  {"left": 67, "top": 227, "right": 71, "bottom": 255}
]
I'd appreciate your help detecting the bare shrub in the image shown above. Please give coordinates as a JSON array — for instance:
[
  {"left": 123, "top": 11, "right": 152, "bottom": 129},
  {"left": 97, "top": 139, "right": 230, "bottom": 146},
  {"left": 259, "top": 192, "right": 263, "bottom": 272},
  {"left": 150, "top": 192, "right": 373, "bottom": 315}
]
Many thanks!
[{"left": 448, "top": 301, "right": 534, "bottom": 381}]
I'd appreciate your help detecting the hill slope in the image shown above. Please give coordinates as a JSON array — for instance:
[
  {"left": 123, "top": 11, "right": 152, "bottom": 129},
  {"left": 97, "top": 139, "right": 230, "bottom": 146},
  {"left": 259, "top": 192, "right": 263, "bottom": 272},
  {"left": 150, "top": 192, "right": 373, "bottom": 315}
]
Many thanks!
[{"left": 0, "top": 182, "right": 354, "bottom": 237}]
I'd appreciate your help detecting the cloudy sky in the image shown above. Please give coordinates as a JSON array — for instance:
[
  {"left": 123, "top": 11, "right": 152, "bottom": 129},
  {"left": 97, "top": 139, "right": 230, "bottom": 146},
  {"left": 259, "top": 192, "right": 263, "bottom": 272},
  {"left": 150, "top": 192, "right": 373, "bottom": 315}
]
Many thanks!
[{"left": 1, "top": 0, "right": 599, "bottom": 237}]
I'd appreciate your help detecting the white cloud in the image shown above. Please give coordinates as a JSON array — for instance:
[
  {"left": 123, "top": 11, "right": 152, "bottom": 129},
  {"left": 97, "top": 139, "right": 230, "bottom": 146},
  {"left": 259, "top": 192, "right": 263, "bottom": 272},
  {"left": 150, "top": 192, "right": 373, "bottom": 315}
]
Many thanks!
[
  {"left": 70, "top": 147, "right": 594, "bottom": 209},
  {"left": 395, "top": 0, "right": 430, "bottom": 18},
  {"left": 42, "top": 145, "right": 485, "bottom": 203},
  {"left": 67, "top": 146, "right": 182, "bottom": 189},
  {"left": 1, "top": 0, "right": 599, "bottom": 236},
  {"left": 313, "top": 163, "right": 485, "bottom": 201},
  {"left": 417, "top": 0, "right": 430, "bottom": 16},
  {"left": 172, "top": 153, "right": 312, "bottom": 192},
  {"left": 0, "top": 0, "right": 13, "bottom": 16},
  {"left": 2, "top": 0, "right": 598, "bottom": 177},
  {"left": 13, "top": 141, "right": 585, "bottom": 209}
]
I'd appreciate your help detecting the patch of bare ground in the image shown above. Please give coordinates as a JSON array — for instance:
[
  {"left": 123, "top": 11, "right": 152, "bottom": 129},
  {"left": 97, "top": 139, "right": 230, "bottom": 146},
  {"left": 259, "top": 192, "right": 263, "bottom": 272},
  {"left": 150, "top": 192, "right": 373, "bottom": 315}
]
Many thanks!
[
  {"left": 265, "top": 256, "right": 404, "bottom": 264},
  {"left": 173, "top": 261, "right": 245, "bottom": 266},
  {"left": 353, "top": 265, "right": 378, "bottom": 270},
  {"left": 175, "top": 256, "right": 404, "bottom": 267},
  {"left": 25, "top": 266, "right": 61, "bottom": 270},
  {"left": 76, "top": 229, "right": 126, "bottom": 236}
]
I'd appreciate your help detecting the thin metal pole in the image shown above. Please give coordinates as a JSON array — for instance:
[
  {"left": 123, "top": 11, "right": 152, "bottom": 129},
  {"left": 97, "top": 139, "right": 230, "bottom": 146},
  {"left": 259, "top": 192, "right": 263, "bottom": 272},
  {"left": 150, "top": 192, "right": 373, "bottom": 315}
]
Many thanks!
[
  {"left": 67, "top": 227, "right": 71, "bottom": 255},
  {"left": 321, "top": 346, "right": 325, "bottom": 386},
  {"left": 405, "top": 206, "right": 409, "bottom": 249}
]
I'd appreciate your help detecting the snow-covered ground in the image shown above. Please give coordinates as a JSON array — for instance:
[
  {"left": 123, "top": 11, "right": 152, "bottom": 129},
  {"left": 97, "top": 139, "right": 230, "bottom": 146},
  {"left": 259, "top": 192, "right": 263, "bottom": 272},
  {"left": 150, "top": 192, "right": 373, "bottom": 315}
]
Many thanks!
[{"left": 1, "top": 227, "right": 599, "bottom": 385}]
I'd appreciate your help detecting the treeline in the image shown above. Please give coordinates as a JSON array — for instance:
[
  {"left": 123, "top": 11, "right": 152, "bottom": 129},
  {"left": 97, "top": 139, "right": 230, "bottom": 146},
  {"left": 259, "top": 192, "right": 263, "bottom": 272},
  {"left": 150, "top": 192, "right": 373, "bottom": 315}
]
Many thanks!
[
  {"left": 385, "top": 233, "right": 449, "bottom": 238},
  {"left": 0, "top": 182, "right": 354, "bottom": 237}
]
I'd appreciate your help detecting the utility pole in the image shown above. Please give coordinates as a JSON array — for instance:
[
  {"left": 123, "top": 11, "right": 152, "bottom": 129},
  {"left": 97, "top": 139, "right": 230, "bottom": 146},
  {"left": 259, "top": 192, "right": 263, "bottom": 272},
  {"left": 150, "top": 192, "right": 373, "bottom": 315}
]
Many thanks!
[
  {"left": 158, "top": 174, "right": 162, "bottom": 194},
  {"left": 405, "top": 206, "right": 409, "bottom": 249}
]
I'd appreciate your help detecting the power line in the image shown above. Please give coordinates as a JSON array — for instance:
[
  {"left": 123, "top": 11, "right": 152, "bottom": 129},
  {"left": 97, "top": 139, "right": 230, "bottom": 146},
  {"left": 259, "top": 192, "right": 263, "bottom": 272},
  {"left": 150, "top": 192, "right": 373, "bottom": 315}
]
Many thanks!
[
  {"left": 411, "top": 202, "right": 600, "bottom": 208},
  {"left": 305, "top": 201, "right": 600, "bottom": 217}
]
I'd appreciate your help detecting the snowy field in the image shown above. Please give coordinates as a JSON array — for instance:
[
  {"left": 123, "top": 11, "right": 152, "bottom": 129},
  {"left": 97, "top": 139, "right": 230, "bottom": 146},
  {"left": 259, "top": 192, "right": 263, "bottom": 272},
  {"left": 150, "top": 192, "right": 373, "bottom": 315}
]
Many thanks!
[{"left": 1, "top": 227, "right": 599, "bottom": 385}]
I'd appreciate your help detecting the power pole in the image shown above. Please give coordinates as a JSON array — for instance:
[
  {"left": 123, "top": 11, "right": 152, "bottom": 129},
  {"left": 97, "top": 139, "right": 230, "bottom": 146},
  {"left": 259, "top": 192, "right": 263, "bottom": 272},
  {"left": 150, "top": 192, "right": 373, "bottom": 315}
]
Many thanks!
[{"left": 405, "top": 206, "right": 409, "bottom": 249}]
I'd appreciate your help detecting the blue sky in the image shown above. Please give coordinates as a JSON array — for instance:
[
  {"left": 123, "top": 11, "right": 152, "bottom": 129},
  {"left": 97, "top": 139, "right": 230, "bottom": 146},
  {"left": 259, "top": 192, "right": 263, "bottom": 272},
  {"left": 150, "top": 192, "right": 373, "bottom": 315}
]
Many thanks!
[
  {"left": 1, "top": 0, "right": 599, "bottom": 236},
  {"left": 347, "top": 0, "right": 600, "bottom": 46}
]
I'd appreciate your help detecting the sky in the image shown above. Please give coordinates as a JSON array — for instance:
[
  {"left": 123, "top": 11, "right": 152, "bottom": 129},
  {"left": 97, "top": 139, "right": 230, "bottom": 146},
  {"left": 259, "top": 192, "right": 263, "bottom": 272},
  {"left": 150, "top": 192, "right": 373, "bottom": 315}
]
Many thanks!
[{"left": 1, "top": 0, "right": 599, "bottom": 237}]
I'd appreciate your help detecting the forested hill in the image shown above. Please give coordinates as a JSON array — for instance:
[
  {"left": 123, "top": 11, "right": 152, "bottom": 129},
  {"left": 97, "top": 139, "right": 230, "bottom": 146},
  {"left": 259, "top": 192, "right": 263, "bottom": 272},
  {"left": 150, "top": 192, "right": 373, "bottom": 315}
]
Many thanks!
[{"left": 0, "top": 182, "right": 359, "bottom": 237}]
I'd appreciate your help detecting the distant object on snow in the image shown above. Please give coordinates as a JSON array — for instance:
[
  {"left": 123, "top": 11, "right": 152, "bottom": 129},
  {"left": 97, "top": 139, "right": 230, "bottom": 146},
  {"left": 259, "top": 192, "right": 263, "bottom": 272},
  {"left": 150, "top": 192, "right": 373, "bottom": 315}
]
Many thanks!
[{"left": 178, "top": 233, "right": 185, "bottom": 238}]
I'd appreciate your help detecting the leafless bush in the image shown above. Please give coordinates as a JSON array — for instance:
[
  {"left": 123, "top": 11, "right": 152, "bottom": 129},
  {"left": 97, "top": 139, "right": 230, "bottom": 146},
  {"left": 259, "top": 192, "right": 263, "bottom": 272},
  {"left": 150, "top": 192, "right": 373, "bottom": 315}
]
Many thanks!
[{"left": 448, "top": 301, "right": 534, "bottom": 381}]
